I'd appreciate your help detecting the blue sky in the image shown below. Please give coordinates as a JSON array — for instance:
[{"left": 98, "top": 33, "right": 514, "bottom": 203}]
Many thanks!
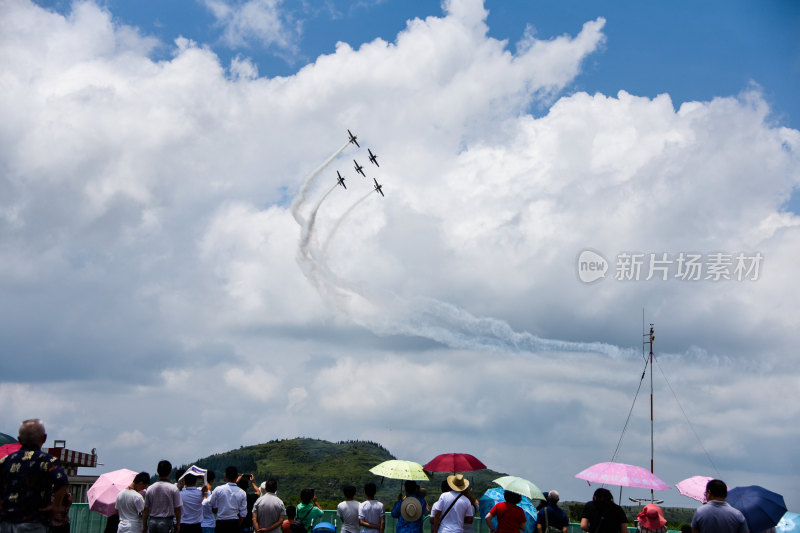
[
  {"left": 36, "top": 0, "right": 800, "bottom": 211},
  {"left": 38, "top": 0, "right": 800, "bottom": 126},
  {"left": 2, "top": 0, "right": 799, "bottom": 511}
]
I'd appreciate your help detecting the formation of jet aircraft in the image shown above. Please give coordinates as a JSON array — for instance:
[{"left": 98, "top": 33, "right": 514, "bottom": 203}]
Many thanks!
[{"left": 338, "top": 130, "right": 384, "bottom": 197}]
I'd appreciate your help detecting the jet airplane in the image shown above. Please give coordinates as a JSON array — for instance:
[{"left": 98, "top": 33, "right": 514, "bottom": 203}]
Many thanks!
[
  {"left": 368, "top": 149, "right": 379, "bottom": 167},
  {"left": 373, "top": 178, "right": 384, "bottom": 197},
  {"left": 347, "top": 129, "right": 359, "bottom": 147},
  {"left": 354, "top": 160, "right": 365, "bottom": 177},
  {"left": 336, "top": 171, "right": 346, "bottom": 189}
]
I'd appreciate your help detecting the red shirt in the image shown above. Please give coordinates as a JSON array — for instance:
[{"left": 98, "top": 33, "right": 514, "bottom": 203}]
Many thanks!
[{"left": 489, "top": 502, "right": 526, "bottom": 533}]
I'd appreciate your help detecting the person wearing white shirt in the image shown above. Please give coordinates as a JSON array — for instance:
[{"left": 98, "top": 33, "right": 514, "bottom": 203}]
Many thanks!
[
  {"left": 358, "top": 483, "right": 384, "bottom": 533},
  {"left": 116, "top": 472, "right": 150, "bottom": 533},
  {"left": 430, "top": 481, "right": 450, "bottom": 533},
  {"left": 338, "top": 485, "right": 361, "bottom": 533},
  {"left": 203, "top": 467, "right": 247, "bottom": 533},
  {"left": 433, "top": 475, "right": 473, "bottom": 533},
  {"left": 201, "top": 470, "right": 217, "bottom": 533}
]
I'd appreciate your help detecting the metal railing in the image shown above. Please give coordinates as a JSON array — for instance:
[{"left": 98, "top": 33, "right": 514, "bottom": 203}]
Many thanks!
[{"left": 67, "top": 504, "right": 666, "bottom": 533}]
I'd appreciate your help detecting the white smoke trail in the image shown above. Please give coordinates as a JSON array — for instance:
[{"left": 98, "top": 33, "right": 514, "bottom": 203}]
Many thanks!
[
  {"left": 321, "top": 190, "right": 373, "bottom": 260},
  {"left": 299, "top": 183, "right": 338, "bottom": 261},
  {"left": 293, "top": 154, "right": 363, "bottom": 311},
  {"left": 360, "top": 295, "right": 633, "bottom": 357},
  {"left": 293, "top": 140, "right": 633, "bottom": 359},
  {"left": 291, "top": 140, "right": 349, "bottom": 227}
]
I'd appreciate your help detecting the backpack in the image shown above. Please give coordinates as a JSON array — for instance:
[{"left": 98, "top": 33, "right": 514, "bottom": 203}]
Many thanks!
[
  {"left": 290, "top": 519, "right": 309, "bottom": 533},
  {"left": 291, "top": 506, "right": 314, "bottom": 533},
  {"left": 543, "top": 505, "right": 564, "bottom": 533}
]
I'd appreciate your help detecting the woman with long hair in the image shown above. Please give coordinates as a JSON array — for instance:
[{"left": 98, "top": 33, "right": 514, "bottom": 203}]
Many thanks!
[{"left": 580, "top": 488, "right": 628, "bottom": 533}]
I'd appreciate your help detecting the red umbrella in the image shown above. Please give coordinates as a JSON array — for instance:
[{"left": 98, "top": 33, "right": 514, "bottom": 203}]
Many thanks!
[
  {"left": 423, "top": 453, "right": 487, "bottom": 473},
  {"left": 0, "top": 443, "right": 21, "bottom": 459}
]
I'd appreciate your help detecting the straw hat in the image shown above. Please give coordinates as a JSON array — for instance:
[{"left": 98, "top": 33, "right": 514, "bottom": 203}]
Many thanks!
[
  {"left": 447, "top": 473, "right": 470, "bottom": 492},
  {"left": 637, "top": 504, "right": 667, "bottom": 530},
  {"left": 401, "top": 497, "right": 423, "bottom": 522}
]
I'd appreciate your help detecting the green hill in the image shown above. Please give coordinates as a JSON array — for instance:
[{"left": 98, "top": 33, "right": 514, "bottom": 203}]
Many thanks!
[
  {"left": 179, "top": 438, "right": 509, "bottom": 509},
  {"left": 180, "top": 438, "right": 697, "bottom": 526}
]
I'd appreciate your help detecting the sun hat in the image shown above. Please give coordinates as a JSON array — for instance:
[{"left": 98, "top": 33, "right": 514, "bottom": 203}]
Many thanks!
[
  {"left": 446, "top": 473, "right": 470, "bottom": 492},
  {"left": 401, "top": 496, "right": 423, "bottom": 522},
  {"left": 637, "top": 504, "right": 667, "bottom": 530}
]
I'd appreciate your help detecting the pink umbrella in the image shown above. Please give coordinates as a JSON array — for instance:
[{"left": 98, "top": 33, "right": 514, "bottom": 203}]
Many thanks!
[
  {"left": 423, "top": 453, "right": 487, "bottom": 473},
  {"left": 575, "top": 462, "right": 670, "bottom": 490},
  {"left": 88, "top": 468, "right": 138, "bottom": 516},
  {"left": 0, "top": 443, "right": 22, "bottom": 459},
  {"left": 676, "top": 476, "right": 715, "bottom": 503}
]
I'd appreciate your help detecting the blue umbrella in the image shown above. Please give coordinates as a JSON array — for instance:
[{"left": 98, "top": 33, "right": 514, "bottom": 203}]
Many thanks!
[
  {"left": 727, "top": 486, "right": 787, "bottom": 532},
  {"left": 777, "top": 512, "right": 800, "bottom": 533},
  {"left": 313, "top": 523, "right": 336, "bottom": 533},
  {"left": 479, "top": 487, "right": 538, "bottom": 533}
]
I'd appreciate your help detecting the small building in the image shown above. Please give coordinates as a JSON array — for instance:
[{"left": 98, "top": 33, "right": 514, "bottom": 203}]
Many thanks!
[{"left": 47, "top": 440, "right": 99, "bottom": 504}]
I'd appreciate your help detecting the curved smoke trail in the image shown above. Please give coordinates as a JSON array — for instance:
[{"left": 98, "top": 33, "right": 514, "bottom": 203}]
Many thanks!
[
  {"left": 321, "top": 190, "right": 373, "bottom": 260},
  {"left": 299, "top": 183, "right": 337, "bottom": 261},
  {"left": 291, "top": 141, "right": 349, "bottom": 227},
  {"left": 291, "top": 140, "right": 361, "bottom": 308},
  {"left": 293, "top": 139, "right": 633, "bottom": 359}
]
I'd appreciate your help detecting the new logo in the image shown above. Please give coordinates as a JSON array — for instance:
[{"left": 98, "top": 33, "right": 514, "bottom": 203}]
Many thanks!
[{"left": 577, "top": 249, "right": 608, "bottom": 283}]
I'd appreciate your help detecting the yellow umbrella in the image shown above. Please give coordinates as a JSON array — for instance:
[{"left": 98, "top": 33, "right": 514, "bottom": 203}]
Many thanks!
[{"left": 370, "top": 460, "right": 429, "bottom": 481}]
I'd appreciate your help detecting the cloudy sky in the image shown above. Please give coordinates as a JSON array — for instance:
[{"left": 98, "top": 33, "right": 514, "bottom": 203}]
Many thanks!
[{"left": 1, "top": 0, "right": 799, "bottom": 510}]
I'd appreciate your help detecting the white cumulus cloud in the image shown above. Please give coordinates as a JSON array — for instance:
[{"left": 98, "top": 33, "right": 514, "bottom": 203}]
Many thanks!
[{"left": 0, "top": 0, "right": 798, "bottom": 509}]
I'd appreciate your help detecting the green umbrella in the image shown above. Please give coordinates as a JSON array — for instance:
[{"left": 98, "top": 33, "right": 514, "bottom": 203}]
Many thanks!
[
  {"left": 370, "top": 460, "right": 429, "bottom": 481},
  {"left": 493, "top": 476, "right": 545, "bottom": 500}
]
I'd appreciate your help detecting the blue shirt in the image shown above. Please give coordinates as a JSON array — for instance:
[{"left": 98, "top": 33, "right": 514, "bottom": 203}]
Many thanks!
[
  {"left": 391, "top": 493, "right": 427, "bottom": 533},
  {"left": 692, "top": 501, "right": 749, "bottom": 533},
  {"left": 536, "top": 505, "right": 568, "bottom": 531},
  {"left": 181, "top": 486, "right": 205, "bottom": 524}
]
